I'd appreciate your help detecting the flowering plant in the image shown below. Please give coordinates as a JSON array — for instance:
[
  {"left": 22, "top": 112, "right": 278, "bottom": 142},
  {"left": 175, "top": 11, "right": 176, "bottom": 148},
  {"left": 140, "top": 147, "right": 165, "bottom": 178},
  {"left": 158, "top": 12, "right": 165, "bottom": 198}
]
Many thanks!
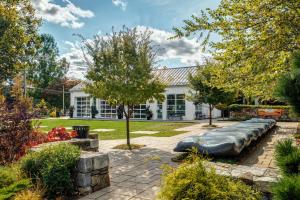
[{"left": 47, "top": 127, "right": 77, "bottom": 142}]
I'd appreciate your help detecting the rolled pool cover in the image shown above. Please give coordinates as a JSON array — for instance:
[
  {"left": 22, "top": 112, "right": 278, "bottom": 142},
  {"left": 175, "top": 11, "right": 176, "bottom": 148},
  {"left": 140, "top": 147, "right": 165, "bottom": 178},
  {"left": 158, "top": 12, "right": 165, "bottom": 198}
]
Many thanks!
[{"left": 174, "top": 118, "right": 276, "bottom": 156}]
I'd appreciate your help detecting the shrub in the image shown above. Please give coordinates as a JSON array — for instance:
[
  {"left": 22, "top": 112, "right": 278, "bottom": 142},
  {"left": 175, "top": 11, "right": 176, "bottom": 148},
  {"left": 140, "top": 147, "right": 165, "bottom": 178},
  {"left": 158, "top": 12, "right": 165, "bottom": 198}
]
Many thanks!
[
  {"left": 0, "top": 166, "right": 18, "bottom": 188},
  {"left": 275, "top": 139, "right": 300, "bottom": 175},
  {"left": 229, "top": 104, "right": 291, "bottom": 112},
  {"left": 157, "top": 156, "right": 261, "bottom": 200},
  {"left": 272, "top": 175, "right": 300, "bottom": 200},
  {"left": 0, "top": 179, "right": 32, "bottom": 200},
  {"left": 47, "top": 127, "right": 77, "bottom": 142},
  {"left": 20, "top": 143, "right": 80, "bottom": 198},
  {"left": 0, "top": 77, "right": 39, "bottom": 164},
  {"left": 14, "top": 189, "right": 43, "bottom": 200}
]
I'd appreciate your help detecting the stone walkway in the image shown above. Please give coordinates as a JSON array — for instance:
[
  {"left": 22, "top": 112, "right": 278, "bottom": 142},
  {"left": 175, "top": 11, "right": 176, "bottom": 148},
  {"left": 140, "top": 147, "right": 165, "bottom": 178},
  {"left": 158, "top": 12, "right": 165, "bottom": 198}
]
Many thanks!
[{"left": 80, "top": 121, "right": 298, "bottom": 200}]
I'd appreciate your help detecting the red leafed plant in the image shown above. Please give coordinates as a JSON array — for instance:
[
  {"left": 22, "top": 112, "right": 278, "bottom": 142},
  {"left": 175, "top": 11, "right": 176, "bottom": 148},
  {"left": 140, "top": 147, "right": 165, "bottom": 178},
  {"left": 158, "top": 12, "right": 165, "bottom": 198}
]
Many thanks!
[{"left": 47, "top": 127, "right": 77, "bottom": 142}]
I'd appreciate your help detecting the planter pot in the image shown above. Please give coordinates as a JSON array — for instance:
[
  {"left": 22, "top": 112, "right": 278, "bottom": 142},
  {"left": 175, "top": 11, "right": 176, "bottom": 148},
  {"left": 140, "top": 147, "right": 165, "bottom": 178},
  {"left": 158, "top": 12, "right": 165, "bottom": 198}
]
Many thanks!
[{"left": 73, "top": 125, "right": 90, "bottom": 139}]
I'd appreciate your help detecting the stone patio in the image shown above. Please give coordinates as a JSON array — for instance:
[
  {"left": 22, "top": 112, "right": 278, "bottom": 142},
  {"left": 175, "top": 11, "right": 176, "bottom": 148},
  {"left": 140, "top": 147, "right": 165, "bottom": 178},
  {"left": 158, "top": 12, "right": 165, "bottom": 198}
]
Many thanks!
[{"left": 80, "top": 121, "right": 298, "bottom": 200}]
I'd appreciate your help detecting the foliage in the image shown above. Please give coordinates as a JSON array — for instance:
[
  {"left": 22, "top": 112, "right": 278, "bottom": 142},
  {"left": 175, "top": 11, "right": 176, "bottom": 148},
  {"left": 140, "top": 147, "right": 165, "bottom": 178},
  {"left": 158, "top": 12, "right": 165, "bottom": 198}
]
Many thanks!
[
  {"left": 173, "top": 0, "right": 300, "bottom": 100},
  {"left": 229, "top": 104, "right": 291, "bottom": 112},
  {"left": 145, "top": 106, "right": 153, "bottom": 120},
  {"left": 117, "top": 105, "right": 124, "bottom": 119},
  {"left": 275, "top": 139, "right": 300, "bottom": 175},
  {"left": 189, "top": 65, "right": 235, "bottom": 125},
  {"left": 46, "top": 127, "right": 77, "bottom": 142},
  {"left": 0, "top": 0, "right": 40, "bottom": 83},
  {"left": 275, "top": 51, "right": 300, "bottom": 114},
  {"left": 272, "top": 175, "right": 300, "bottom": 200},
  {"left": 0, "top": 179, "right": 32, "bottom": 200},
  {"left": 27, "top": 34, "right": 69, "bottom": 90},
  {"left": 82, "top": 26, "right": 166, "bottom": 148},
  {"left": 20, "top": 143, "right": 80, "bottom": 198},
  {"left": 69, "top": 106, "right": 75, "bottom": 118},
  {"left": 91, "top": 105, "right": 98, "bottom": 118},
  {"left": 158, "top": 154, "right": 261, "bottom": 200},
  {"left": 35, "top": 99, "right": 49, "bottom": 117},
  {"left": 14, "top": 188, "right": 44, "bottom": 200},
  {"left": 0, "top": 76, "right": 39, "bottom": 164}
]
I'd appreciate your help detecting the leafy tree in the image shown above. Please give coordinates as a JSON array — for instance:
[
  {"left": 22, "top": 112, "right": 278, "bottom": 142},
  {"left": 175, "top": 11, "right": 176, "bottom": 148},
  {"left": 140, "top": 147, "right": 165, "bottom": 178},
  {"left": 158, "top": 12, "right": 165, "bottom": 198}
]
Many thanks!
[
  {"left": 189, "top": 65, "right": 235, "bottom": 125},
  {"left": 82, "top": 27, "right": 166, "bottom": 149},
  {"left": 28, "top": 34, "right": 69, "bottom": 89},
  {"left": 0, "top": 0, "right": 40, "bottom": 84},
  {"left": 27, "top": 34, "right": 70, "bottom": 106},
  {"left": 173, "top": 0, "right": 300, "bottom": 100},
  {"left": 275, "top": 51, "right": 300, "bottom": 114}
]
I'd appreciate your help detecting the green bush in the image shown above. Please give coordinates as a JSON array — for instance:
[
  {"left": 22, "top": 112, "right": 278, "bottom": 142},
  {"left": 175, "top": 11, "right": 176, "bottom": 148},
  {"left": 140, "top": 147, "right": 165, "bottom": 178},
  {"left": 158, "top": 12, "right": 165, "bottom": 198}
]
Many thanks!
[
  {"left": 20, "top": 143, "right": 80, "bottom": 198},
  {"left": 272, "top": 175, "right": 300, "bottom": 200},
  {"left": 157, "top": 156, "right": 261, "bottom": 200},
  {"left": 0, "top": 179, "right": 31, "bottom": 200},
  {"left": 275, "top": 139, "right": 300, "bottom": 175},
  {"left": 229, "top": 104, "right": 291, "bottom": 112},
  {"left": 0, "top": 166, "right": 31, "bottom": 200},
  {"left": 0, "top": 166, "right": 17, "bottom": 188}
]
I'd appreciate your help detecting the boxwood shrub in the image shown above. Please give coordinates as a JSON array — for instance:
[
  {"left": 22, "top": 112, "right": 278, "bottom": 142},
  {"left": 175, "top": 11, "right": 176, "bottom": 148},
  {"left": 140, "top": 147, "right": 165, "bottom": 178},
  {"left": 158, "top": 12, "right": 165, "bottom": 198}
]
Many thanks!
[
  {"left": 20, "top": 143, "right": 80, "bottom": 198},
  {"left": 157, "top": 156, "right": 261, "bottom": 200},
  {"left": 275, "top": 139, "right": 300, "bottom": 175},
  {"left": 229, "top": 104, "right": 291, "bottom": 112}
]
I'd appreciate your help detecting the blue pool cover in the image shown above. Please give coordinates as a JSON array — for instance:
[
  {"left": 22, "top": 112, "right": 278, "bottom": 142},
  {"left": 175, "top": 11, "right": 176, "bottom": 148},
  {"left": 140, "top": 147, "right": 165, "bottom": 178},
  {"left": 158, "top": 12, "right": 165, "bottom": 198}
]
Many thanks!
[{"left": 174, "top": 118, "right": 276, "bottom": 156}]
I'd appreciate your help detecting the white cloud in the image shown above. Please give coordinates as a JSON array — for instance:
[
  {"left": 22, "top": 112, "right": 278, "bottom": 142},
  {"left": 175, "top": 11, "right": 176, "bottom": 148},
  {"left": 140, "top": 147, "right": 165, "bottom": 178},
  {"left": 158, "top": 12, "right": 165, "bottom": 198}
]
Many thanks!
[
  {"left": 112, "top": 0, "right": 127, "bottom": 11},
  {"left": 31, "top": 0, "right": 94, "bottom": 29},
  {"left": 62, "top": 26, "right": 209, "bottom": 79},
  {"left": 136, "top": 26, "right": 210, "bottom": 65}
]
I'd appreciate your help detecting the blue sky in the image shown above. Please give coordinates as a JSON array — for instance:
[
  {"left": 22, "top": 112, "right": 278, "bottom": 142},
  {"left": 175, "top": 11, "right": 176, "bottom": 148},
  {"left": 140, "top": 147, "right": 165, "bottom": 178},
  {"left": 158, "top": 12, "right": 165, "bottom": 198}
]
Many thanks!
[{"left": 32, "top": 0, "right": 221, "bottom": 78}]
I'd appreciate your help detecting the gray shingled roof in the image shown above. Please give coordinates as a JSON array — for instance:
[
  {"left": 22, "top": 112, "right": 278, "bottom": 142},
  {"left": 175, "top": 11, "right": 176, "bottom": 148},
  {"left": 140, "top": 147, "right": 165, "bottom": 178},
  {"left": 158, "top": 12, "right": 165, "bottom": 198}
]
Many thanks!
[
  {"left": 153, "top": 66, "right": 198, "bottom": 86},
  {"left": 69, "top": 66, "right": 198, "bottom": 91}
]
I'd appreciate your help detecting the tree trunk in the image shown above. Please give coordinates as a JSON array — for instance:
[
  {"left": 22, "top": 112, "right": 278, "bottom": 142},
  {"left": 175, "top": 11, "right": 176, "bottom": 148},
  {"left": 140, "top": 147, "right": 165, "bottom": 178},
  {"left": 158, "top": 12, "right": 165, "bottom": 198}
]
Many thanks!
[
  {"left": 209, "top": 104, "right": 212, "bottom": 126},
  {"left": 126, "top": 106, "right": 131, "bottom": 150}
]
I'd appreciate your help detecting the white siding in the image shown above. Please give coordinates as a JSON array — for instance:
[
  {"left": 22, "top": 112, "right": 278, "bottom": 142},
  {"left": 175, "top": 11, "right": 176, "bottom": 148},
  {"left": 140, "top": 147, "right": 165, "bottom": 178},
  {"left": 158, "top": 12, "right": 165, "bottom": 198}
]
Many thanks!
[{"left": 70, "top": 85, "right": 221, "bottom": 120}]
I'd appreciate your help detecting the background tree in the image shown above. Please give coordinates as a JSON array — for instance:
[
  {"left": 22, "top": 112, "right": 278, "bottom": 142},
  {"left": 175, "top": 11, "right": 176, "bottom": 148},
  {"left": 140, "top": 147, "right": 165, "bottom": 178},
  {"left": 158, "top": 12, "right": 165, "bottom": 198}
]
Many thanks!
[
  {"left": 0, "top": 0, "right": 40, "bottom": 84},
  {"left": 82, "top": 27, "right": 166, "bottom": 149},
  {"left": 174, "top": 0, "right": 300, "bottom": 100},
  {"left": 275, "top": 51, "right": 300, "bottom": 114},
  {"left": 28, "top": 34, "right": 70, "bottom": 106},
  {"left": 189, "top": 65, "right": 235, "bottom": 125}
]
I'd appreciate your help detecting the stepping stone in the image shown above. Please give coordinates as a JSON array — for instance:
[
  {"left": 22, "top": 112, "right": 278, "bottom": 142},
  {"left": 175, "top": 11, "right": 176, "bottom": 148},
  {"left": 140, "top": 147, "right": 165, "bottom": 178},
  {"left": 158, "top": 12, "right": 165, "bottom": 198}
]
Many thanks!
[
  {"left": 39, "top": 126, "right": 48, "bottom": 128},
  {"left": 91, "top": 129, "right": 115, "bottom": 132},
  {"left": 65, "top": 127, "right": 73, "bottom": 130},
  {"left": 131, "top": 131, "right": 159, "bottom": 135}
]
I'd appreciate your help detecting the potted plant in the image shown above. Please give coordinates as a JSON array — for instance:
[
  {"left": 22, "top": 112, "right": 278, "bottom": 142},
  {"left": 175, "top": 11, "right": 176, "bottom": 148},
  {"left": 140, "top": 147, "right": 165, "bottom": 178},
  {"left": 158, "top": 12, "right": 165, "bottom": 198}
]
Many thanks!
[
  {"left": 69, "top": 106, "right": 74, "bottom": 118},
  {"left": 117, "top": 105, "right": 124, "bottom": 119},
  {"left": 91, "top": 105, "right": 98, "bottom": 118},
  {"left": 145, "top": 106, "right": 153, "bottom": 120}
]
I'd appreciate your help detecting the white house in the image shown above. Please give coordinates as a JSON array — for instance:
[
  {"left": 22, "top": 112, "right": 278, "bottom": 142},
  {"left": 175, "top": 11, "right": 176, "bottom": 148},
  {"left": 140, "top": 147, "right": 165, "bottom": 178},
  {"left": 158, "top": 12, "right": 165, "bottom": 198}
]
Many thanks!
[{"left": 69, "top": 66, "right": 221, "bottom": 120}]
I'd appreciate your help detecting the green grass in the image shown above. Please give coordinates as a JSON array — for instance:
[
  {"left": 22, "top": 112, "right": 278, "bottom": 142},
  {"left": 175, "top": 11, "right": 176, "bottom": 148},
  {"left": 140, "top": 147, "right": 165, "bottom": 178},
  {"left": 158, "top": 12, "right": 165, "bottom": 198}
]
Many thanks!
[{"left": 34, "top": 119, "right": 194, "bottom": 140}]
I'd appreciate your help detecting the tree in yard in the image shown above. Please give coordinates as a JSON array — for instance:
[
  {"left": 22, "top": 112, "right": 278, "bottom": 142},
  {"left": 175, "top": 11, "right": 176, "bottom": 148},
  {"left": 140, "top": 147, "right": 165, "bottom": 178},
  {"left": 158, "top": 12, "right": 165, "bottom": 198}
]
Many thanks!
[
  {"left": 173, "top": 0, "right": 300, "bottom": 100},
  {"left": 27, "top": 34, "right": 70, "bottom": 105},
  {"left": 275, "top": 51, "right": 300, "bottom": 114},
  {"left": 82, "top": 27, "right": 166, "bottom": 149},
  {"left": 189, "top": 65, "right": 235, "bottom": 125},
  {"left": 0, "top": 0, "right": 40, "bottom": 84}
]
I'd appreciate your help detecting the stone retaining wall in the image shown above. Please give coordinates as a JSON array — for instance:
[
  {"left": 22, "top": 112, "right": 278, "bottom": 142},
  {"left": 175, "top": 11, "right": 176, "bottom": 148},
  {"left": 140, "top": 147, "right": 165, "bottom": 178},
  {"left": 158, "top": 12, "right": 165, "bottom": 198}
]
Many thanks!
[
  {"left": 210, "top": 162, "right": 279, "bottom": 193},
  {"left": 75, "top": 151, "right": 110, "bottom": 195}
]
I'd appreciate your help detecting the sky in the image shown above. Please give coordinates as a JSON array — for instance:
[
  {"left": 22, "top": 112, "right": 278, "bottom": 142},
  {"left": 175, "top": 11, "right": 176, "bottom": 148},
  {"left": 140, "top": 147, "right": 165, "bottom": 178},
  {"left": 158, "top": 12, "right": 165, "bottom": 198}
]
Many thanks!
[{"left": 31, "top": 0, "right": 221, "bottom": 79}]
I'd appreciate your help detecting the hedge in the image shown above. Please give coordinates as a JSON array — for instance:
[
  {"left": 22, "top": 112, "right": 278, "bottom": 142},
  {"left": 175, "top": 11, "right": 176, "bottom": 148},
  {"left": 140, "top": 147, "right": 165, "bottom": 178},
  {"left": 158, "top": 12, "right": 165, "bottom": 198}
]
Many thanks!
[{"left": 229, "top": 104, "right": 291, "bottom": 112}]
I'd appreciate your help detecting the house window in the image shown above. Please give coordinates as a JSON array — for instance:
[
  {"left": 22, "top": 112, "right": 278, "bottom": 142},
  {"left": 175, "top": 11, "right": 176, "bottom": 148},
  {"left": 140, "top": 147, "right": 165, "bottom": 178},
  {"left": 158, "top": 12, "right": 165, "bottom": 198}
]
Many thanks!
[
  {"left": 167, "top": 94, "right": 185, "bottom": 119},
  {"left": 100, "top": 100, "right": 116, "bottom": 118},
  {"left": 157, "top": 101, "right": 163, "bottom": 119},
  {"left": 76, "top": 97, "right": 90, "bottom": 117},
  {"left": 133, "top": 104, "right": 146, "bottom": 119}
]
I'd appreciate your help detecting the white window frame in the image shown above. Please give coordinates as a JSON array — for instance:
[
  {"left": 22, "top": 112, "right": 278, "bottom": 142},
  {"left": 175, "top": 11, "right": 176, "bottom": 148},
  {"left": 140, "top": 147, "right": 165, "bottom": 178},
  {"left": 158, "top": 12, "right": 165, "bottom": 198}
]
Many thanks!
[
  {"left": 76, "top": 97, "right": 91, "bottom": 118},
  {"left": 99, "top": 100, "right": 117, "bottom": 119}
]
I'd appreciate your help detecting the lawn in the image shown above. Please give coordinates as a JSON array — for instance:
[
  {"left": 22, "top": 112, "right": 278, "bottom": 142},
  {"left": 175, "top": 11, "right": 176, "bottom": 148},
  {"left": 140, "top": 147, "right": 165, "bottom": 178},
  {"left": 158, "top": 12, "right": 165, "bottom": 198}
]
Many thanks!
[{"left": 35, "top": 119, "right": 195, "bottom": 140}]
